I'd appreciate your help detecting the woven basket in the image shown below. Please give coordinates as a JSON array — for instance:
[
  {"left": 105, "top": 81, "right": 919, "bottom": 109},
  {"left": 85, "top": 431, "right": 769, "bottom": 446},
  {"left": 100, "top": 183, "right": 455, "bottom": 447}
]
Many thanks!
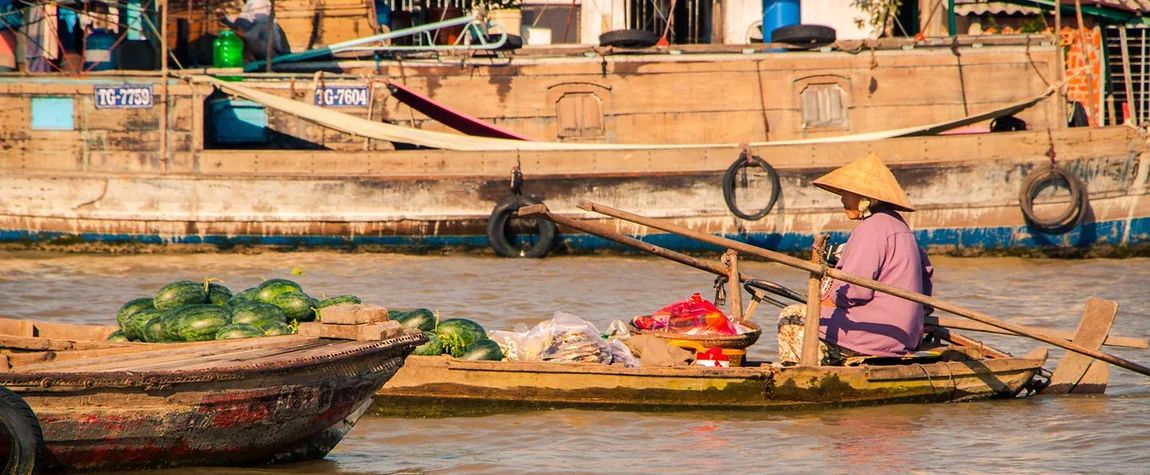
[{"left": 628, "top": 320, "right": 762, "bottom": 350}]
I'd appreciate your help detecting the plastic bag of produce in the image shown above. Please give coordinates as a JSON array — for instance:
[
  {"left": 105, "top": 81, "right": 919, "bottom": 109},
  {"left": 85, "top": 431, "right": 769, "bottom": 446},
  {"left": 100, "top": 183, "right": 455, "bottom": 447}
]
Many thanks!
[
  {"left": 490, "top": 312, "right": 611, "bottom": 364},
  {"left": 631, "top": 293, "right": 737, "bottom": 336}
]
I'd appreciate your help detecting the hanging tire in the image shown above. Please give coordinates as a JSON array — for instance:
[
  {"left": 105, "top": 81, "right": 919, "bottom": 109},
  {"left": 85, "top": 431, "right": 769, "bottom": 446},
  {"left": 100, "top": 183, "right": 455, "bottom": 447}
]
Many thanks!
[
  {"left": 770, "top": 24, "right": 836, "bottom": 46},
  {"left": 0, "top": 387, "right": 42, "bottom": 475},
  {"left": 722, "top": 153, "right": 781, "bottom": 221},
  {"left": 1019, "top": 165, "right": 1089, "bottom": 235},
  {"left": 486, "top": 195, "right": 557, "bottom": 258},
  {"left": 599, "top": 29, "right": 659, "bottom": 48}
]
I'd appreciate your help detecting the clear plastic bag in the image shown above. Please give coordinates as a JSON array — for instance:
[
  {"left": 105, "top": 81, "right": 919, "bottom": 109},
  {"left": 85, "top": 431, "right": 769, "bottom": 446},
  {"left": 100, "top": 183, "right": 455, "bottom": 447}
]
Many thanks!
[{"left": 490, "top": 312, "right": 611, "bottom": 364}]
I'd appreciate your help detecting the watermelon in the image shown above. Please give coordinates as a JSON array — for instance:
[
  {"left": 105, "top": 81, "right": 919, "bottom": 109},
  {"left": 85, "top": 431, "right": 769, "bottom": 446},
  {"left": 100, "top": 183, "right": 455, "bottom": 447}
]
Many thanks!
[
  {"left": 412, "top": 331, "right": 444, "bottom": 356},
  {"left": 206, "top": 282, "right": 233, "bottom": 306},
  {"left": 216, "top": 323, "right": 265, "bottom": 340},
  {"left": 142, "top": 314, "right": 168, "bottom": 343},
  {"left": 436, "top": 318, "right": 487, "bottom": 358},
  {"left": 231, "top": 302, "right": 288, "bottom": 329},
  {"left": 106, "top": 330, "right": 130, "bottom": 342},
  {"left": 116, "top": 298, "right": 154, "bottom": 329},
  {"left": 226, "top": 287, "right": 258, "bottom": 308},
  {"left": 123, "top": 307, "right": 166, "bottom": 341},
  {"left": 171, "top": 305, "right": 232, "bottom": 342},
  {"left": 255, "top": 279, "right": 304, "bottom": 304},
  {"left": 393, "top": 308, "right": 438, "bottom": 332},
  {"left": 270, "top": 292, "right": 316, "bottom": 322},
  {"left": 459, "top": 338, "right": 503, "bottom": 361},
  {"left": 316, "top": 295, "right": 361, "bottom": 308},
  {"left": 262, "top": 321, "right": 291, "bottom": 336},
  {"left": 154, "top": 281, "right": 208, "bottom": 310}
]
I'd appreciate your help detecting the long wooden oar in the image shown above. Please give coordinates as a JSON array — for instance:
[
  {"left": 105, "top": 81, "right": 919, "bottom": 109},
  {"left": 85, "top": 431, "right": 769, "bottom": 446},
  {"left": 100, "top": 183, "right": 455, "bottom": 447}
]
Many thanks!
[{"left": 572, "top": 200, "right": 1150, "bottom": 378}]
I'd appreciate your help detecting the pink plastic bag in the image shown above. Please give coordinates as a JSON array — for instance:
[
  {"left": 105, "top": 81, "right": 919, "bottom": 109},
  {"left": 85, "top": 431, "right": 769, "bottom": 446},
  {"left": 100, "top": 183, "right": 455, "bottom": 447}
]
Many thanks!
[{"left": 632, "top": 293, "right": 737, "bottom": 336}]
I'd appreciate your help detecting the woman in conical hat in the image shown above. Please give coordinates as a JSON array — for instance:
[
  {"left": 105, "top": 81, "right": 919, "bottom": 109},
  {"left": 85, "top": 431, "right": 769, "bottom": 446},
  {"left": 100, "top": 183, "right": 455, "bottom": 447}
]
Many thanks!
[{"left": 776, "top": 153, "right": 934, "bottom": 366}]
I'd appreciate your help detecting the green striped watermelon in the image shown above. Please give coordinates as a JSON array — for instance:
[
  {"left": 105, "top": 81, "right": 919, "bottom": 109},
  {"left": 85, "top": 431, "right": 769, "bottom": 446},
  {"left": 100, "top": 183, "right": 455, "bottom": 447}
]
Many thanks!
[
  {"left": 231, "top": 302, "right": 287, "bottom": 329},
  {"left": 116, "top": 298, "right": 155, "bottom": 340},
  {"left": 412, "top": 331, "right": 444, "bottom": 356},
  {"left": 316, "top": 295, "right": 361, "bottom": 308},
  {"left": 206, "top": 282, "right": 233, "bottom": 306},
  {"left": 225, "top": 287, "right": 259, "bottom": 308},
  {"left": 270, "top": 292, "right": 316, "bottom": 322},
  {"left": 436, "top": 319, "right": 487, "bottom": 358},
  {"left": 142, "top": 314, "right": 169, "bottom": 343},
  {"left": 216, "top": 323, "right": 264, "bottom": 340},
  {"left": 459, "top": 339, "right": 503, "bottom": 361},
  {"left": 393, "top": 308, "right": 438, "bottom": 332},
  {"left": 106, "top": 330, "right": 130, "bottom": 342},
  {"left": 255, "top": 279, "right": 304, "bottom": 304},
  {"left": 171, "top": 305, "right": 232, "bottom": 342},
  {"left": 154, "top": 281, "right": 208, "bottom": 310},
  {"left": 123, "top": 307, "right": 166, "bottom": 341},
  {"left": 262, "top": 321, "right": 291, "bottom": 336}
]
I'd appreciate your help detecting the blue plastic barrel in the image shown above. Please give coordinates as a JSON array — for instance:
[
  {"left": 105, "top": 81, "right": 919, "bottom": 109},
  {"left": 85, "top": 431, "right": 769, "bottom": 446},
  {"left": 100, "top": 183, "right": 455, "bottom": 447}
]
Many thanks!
[
  {"left": 83, "top": 29, "right": 116, "bottom": 71},
  {"left": 762, "top": 0, "right": 800, "bottom": 43}
]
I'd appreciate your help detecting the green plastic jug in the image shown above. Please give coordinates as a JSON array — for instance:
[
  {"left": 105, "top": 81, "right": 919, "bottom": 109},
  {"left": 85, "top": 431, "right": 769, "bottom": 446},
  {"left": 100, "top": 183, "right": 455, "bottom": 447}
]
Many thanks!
[{"left": 212, "top": 30, "right": 244, "bottom": 68}]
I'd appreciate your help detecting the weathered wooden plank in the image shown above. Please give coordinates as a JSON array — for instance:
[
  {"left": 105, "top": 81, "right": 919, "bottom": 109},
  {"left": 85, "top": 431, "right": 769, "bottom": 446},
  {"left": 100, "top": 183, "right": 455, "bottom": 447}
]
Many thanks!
[{"left": 1047, "top": 297, "right": 1120, "bottom": 394}]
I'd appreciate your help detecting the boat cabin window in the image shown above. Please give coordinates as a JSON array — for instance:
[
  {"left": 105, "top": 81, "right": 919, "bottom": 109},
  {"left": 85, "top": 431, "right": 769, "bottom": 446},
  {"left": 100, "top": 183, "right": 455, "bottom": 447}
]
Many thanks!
[
  {"left": 799, "top": 84, "right": 849, "bottom": 130},
  {"left": 556, "top": 92, "right": 604, "bottom": 139}
]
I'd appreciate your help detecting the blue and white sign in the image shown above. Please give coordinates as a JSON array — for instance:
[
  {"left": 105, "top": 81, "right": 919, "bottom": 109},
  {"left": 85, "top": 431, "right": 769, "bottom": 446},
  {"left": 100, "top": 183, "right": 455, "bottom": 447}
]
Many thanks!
[
  {"left": 314, "top": 86, "right": 371, "bottom": 108},
  {"left": 94, "top": 85, "right": 154, "bottom": 109}
]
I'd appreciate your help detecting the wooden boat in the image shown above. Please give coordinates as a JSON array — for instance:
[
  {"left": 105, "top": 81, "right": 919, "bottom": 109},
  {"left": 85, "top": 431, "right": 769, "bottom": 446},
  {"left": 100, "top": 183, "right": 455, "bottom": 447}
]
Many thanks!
[
  {"left": 374, "top": 345, "right": 1049, "bottom": 417},
  {"left": 2, "top": 36, "right": 1146, "bottom": 256},
  {"left": 0, "top": 318, "right": 425, "bottom": 472}
]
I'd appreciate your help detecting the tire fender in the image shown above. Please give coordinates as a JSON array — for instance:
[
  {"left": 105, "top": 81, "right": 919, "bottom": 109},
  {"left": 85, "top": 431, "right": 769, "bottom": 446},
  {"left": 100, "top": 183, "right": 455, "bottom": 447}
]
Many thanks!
[{"left": 486, "top": 195, "right": 557, "bottom": 258}]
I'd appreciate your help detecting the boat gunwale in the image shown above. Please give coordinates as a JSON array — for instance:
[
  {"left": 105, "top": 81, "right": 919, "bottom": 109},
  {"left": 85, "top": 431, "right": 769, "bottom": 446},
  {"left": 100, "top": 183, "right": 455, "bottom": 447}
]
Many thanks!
[{"left": 0, "top": 331, "right": 426, "bottom": 389}]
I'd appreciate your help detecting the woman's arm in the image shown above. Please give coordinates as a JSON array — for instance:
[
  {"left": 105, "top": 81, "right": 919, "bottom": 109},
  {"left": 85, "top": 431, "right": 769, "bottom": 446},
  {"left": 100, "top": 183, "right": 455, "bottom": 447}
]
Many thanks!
[{"left": 830, "top": 224, "right": 886, "bottom": 308}]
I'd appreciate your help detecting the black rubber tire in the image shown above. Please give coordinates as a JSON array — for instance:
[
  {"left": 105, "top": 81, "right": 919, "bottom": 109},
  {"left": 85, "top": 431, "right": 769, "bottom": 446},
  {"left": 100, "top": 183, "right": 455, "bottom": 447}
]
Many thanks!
[
  {"left": 486, "top": 195, "right": 557, "bottom": 258},
  {"left": 1019, "top": 166, "right": 1089, "bottom": 234},
  {"left": 722, "top": 153, "right": 781, "bottom": 221},
  {"left": 0, "top": 387, "right": 42, "bottom": 475},
  {"left": 599, "top": 29, "right": 659, "bottom": 48},
  {"left": 744, "top": 279, "right": 805, "bottom": 304},
  {"left": 770, "top": 24, "right": 836, "bottom": 45},
  {"left": 486, "top": 34, "right": 523, "bottom": 50}
]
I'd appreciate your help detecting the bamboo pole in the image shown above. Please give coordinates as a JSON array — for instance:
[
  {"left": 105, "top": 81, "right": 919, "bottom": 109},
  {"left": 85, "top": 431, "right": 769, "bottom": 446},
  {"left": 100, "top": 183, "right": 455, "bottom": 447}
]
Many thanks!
[
  {"left": 1120, "top": 28, "right": 1137, "bottom": 125},
  {"left": 575, "top": 200, "right": 1150, "bottom": 378},
  {"left": 801, "top": 236, "right": 826, "bottom": 366},
  {"left": 723, "top": 251, "right": 742, "bottom": 323},
  {"left": 159, "top": 0, "right": 169, "bottom": 173},
  {"left": 517, "top": 203, "right": 1147, "bottom": 351}
]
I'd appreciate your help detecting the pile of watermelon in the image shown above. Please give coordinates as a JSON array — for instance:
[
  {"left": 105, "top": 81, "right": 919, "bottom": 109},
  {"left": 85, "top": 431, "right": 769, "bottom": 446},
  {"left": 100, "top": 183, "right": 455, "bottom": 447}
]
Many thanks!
[
  {"left": 108, "top": 278, "right": 361, "bottom": 343},
  {"left": 393, "top": 309, "right": 503, "bottom": 361}
]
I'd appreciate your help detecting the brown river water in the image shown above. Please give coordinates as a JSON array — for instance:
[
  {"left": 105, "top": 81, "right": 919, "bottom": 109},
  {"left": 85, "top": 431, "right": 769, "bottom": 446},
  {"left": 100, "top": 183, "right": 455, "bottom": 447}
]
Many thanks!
[{"left": 1, "top": 251, "right": 1149, "bottom": 474}]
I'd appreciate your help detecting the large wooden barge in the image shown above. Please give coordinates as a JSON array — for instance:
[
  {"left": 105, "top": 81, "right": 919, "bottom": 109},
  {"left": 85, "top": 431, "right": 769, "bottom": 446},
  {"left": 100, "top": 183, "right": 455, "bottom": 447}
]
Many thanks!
[{"left": 1, "top": 36, "right": 1147, "bottom": 255}]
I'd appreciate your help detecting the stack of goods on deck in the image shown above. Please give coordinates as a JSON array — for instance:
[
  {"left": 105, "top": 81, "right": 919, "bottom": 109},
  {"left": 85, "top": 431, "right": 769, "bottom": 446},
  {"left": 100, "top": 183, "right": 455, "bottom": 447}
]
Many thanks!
[
  {"left": 109, "top": 278, "right": 362, "bottom": 343},
  {"left": 630, "top": 293, "right": 748, "bottom": 336},
  {"left": 393, "top": 309, "right": 504, "bottom": 361},
  {"left": 488, "top": 312, "right": 641, "bottom": 367}
]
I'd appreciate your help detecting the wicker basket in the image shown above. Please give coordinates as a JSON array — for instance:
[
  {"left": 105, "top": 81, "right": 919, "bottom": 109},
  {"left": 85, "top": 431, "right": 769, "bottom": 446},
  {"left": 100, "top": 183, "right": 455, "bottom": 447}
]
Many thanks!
[{"left": 628, "top": 320, "right": 762, "bottom": 350}]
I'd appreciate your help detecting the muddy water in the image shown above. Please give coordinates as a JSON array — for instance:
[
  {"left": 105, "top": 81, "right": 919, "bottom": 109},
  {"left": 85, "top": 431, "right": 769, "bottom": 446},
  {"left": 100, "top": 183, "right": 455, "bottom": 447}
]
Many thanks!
[{"left": 2, "top": 252, "right": 1149, "bottom": 474}]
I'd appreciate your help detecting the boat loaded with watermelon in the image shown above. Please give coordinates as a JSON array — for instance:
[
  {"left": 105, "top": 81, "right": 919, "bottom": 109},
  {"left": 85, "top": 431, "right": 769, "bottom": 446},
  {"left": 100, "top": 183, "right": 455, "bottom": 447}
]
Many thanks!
[
  {"left": 374, "top": 201, "right": 1150, "bottom": 417},
  {"left": 0, "top": 278, "right": 425, "bottom": 473}
]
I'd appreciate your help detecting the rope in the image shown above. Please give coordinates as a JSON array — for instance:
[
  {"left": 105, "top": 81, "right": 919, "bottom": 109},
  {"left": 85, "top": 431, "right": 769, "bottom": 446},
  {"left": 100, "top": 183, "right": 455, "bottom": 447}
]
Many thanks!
[
  {"left": 914, "top": 363, "right": 938, "bottom": 397},
  {"left": 712, "top": 275, "right": 728, "bottom": 307}
]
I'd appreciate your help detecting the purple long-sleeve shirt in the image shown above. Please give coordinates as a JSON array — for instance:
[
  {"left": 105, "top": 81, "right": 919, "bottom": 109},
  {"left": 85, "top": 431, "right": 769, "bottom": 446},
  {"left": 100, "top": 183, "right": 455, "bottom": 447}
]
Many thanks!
[{"left": 819, "top": 207, "right": 934, "bottom": 357}]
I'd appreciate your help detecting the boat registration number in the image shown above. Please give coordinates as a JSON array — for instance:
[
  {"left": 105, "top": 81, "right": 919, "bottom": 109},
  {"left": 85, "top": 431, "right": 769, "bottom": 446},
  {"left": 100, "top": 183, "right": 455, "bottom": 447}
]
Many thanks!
[
  {"left": 94, "top": 86, "right": 154, "bottom": 109},
  {"left": 314, "top": 86, "right": 370, "bottom": 108}
]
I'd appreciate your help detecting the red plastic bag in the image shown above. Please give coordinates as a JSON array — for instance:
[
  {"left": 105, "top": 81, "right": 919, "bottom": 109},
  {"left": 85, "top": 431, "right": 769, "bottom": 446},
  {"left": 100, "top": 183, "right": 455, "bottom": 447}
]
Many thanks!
[{"left": 632, "top": 293, "right": 737, "bottom": 336}]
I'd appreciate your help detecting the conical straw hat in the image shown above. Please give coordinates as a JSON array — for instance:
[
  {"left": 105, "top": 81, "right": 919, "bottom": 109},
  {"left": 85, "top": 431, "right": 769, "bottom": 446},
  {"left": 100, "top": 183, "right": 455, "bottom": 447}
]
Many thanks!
[{"left": 812, "top": 152, "right": 915, "bottom": 212}]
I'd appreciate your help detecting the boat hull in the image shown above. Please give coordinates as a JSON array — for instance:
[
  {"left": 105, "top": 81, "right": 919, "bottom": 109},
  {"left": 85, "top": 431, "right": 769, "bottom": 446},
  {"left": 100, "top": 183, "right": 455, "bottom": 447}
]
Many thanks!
[
  {"left": 372, "top": 354, "right": 1045, "bottom": 417},
  {"left": 0, "top": 334, "right": 421, "bottom": 472},
  {"left": 3, "top": 127, "right": 1146, "bottom": 256}
]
